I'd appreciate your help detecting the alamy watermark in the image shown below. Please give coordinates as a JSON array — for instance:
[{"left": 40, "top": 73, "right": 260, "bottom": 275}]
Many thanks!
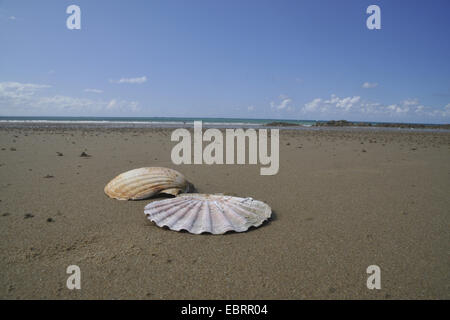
[
  {"left": 66, "top": 265, "right": 81, "bottom": 290},
  {"left": 171, "top": 121, "right": 279, "bottom": 176},
  {"left": 366, "top": 265, "right": 381, "bottom": 290},
  {"left": 366, "top": 5, "right": 381, "bottom": 30},
  {"left": 66, "top": 4, "right": 381, "bottom": 31},
  {"left": 64, "top": 263, "right": 382, "bottom": 292},
  {"left": 66, "top": 5, "right": 81, "bottom": 30}
]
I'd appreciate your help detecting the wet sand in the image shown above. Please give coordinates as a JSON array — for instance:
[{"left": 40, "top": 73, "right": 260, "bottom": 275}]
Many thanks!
[{"left": 0, "top": 127, "right": 449, "bottom": 299}]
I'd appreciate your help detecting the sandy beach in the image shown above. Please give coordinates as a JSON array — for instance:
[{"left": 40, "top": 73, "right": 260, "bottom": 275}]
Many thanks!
[{"left": 0, "top": 126, "right": 449, "bottom": 299}]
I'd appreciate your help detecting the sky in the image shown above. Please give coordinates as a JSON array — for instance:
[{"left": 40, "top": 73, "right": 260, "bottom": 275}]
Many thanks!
[{"left": 0, "top": 0, "right": 449, "bottom": 123}]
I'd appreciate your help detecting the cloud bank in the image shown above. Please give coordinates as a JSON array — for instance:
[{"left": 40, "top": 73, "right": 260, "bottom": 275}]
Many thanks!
[
  {"left": 110, "top": 76, "right": 147, "bottom": 84},
  {"left": 84, "top": 88, "right": 103, "bottom": 94},
  {"left": 362, "top": 82, "right": 378, "bottom": 89},
  {"left": 270, "top": 95, "right": 293, "bottom": 111},
  {"left": 0, "top": 82, "right": 140, "bottom": 116},
  {"left": 301, "top": 94, "right": 449, "bottom": 122}
]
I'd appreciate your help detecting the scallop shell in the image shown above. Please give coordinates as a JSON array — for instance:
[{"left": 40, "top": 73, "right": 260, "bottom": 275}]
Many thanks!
[
  {"left": 144, "top": 194, "right": 272, "bottom": 234},
  {"left": 104, "top": 167, "right": 190, "bottom": 200}
]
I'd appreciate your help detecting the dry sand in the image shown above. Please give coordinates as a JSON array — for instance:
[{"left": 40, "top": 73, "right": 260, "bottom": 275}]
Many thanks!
[{"left": 0, "top": 127, "right": 449, "bottom": 299}]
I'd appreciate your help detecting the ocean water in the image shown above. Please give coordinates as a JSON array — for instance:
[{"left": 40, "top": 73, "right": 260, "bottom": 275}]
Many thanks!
[
  {"left": 0, "top": 116, "right": 316, "bottom": 128},
  {"left": 0, "top": 116, "right": 447, "bottom": 132}
]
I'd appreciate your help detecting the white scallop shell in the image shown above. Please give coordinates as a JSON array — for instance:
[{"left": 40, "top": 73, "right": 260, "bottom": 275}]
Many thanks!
[
  {"left": 144, "top": 194, "right": 272, "bottom": 234},
  {"left": 104, "top": 167, "right": 190, "bottom": 200}
]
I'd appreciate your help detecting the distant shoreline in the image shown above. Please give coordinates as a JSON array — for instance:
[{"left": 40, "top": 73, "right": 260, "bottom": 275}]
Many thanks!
[
  {"left": 311, "top": 120, "right": 450, "bottom": 130},
  {"left": 0, "top": 117, "right": 449, "bottom": 131}
]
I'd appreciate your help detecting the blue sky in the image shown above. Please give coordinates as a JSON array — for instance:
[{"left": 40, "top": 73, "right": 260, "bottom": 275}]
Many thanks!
[{"left": 0, "top": 0, "right": 449, "bottom": 123}]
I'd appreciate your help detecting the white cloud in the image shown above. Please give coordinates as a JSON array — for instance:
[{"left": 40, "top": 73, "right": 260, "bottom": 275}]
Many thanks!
[
  {"left": 271, "top": 95, "right": 293, "bottom": 111},
  {"left": 304, "top": 98, "right": 322, "bottom": 112},
  {"left": 335, "top": 96, "right": 361, "bottom": 111},
  {"left": 360, "top": 102, "right": 381, "bottom": 114},
  {"left": 362, "top": 82, "right": 378, "bottom": 89},
  {"left": 402, "top": 98, "right": 419, "bottom": 106},
  {"left": 84, "top": 88, "right": 103, "bottom": 94},
  {"left": 110, "top": 76, "right": 147, "bottom": 84},
  {"left": 0, "top": 82, "right": 51, "bottom": 100},
  {"left": 247, "top": 105, "right": 255, "bottom": 111},
  {"left": 442, "top": 103, "right": 450, "bottom": 117},
  {"left": 277, "top": 99, "right": 292, "bottom": 110},
  {"left": 0, "top": 81, "right": 140, "bottom": 115},
  {"left": 107, "top": 99, "right": 117, "bottom": 109},
  {"left": 414, "top": 105, "right": 424, "bottom": 113},
  {"left": 302, "top": 94, "right": 450, "bottom": 121},
  {"left": 386, "top": 104, "right": 409, "bottom": 114},
  {"left": 302, "top": 94, "right": 360, "bottom": 113},
  {"left": 415, "top": 102, "right": 450, "bottom": 118},
  {"left": 9, "top": 16, "right": 16, "bottom": 20}
]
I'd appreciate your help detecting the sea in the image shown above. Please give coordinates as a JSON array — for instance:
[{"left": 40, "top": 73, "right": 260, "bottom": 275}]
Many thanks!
[
  {"left": 0, "top": 116, "right": 447, "bottom": 131},
  {"left": 0, "top": 116, "right": 315, "bottom": 128}
]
